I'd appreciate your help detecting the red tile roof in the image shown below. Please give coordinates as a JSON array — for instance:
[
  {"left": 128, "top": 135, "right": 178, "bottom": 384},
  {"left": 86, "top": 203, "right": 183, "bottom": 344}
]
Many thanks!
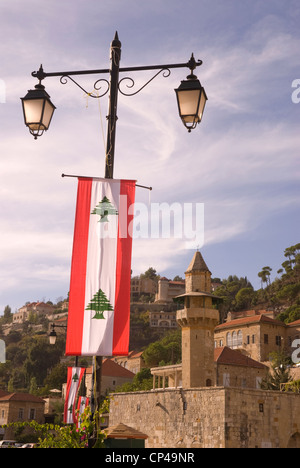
[
  {"left": 215, "top": 314, "right": 285, "bottom": 330},
  {"left": 214, "top": 346, "right": 267, "bottom": 369},
  {"left": 0, "top": 392, "right": 45, "bottom": 403},
  {"left": 287, "top": 319, "right": 300, "bottom": 327},
  {"left": 85, "top": 359, "right": 135, "bottom": 379}
]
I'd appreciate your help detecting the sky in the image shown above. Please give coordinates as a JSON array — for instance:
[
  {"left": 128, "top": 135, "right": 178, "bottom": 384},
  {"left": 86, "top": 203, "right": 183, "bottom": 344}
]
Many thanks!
[{"left": 0, "top": 0, "right": 299, "bottom": 313}]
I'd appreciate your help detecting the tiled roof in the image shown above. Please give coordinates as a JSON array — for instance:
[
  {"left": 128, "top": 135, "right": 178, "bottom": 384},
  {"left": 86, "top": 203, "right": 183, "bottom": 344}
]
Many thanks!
[
  {"left": 0, "top": 392, "right": 45, "bottom": 403},
  {"left": 287, "top": 319, "right": 300, "bottom": 327},
  {"left": 185, "top": 251, "right": 210, "bottom": 273},
  {"left": 105, "top": 423, "right": 148, "bottom": 439},
  {"left": 215, "top": 314, "right": 285, "bottom": 330},
  {"left": 214, "top": 346, "right": 267, "bottom": 369},
  {"left": 86, "top": 359, "right": 135, "bottom": 378}
]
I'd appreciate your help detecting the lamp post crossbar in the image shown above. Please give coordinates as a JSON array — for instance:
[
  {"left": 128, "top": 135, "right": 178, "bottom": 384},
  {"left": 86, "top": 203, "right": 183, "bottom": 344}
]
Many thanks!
[
  {"left": 23, "top": 32, "right": 206, "bottom": 177},
  {"left": 32, "top": 60, "right": 202, "bottom": 81}
]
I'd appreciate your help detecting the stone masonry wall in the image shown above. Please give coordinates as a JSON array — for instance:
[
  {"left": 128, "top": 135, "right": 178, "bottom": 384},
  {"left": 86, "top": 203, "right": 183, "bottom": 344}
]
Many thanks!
[
  {"left": 110, "top": 387, "right": 226, "bottom": 448},
  {"left": 109, "top": 387, "right": 300, "bottom": 448}
]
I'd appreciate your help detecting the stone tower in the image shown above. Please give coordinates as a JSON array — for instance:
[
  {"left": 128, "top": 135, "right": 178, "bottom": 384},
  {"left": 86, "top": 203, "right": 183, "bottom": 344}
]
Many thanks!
[{"left": 176, "top": 251, "right": 219, "bottom": 388}]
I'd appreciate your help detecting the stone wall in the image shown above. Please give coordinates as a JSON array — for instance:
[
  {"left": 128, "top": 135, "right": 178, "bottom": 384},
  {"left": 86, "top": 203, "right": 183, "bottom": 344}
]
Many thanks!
[
  {"left": 109, "top": 387, "right": 300, "bottom": 448},
  {"left": 110, "top": 387, "right": 226, "bottom": 448}
]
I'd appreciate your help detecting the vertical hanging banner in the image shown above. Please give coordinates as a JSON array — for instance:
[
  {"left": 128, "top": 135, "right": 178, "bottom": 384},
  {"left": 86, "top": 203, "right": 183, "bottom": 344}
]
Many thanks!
[
  {"left": 64, "top": 367, "right": 85, "bottom": 424},
  {"left": 66, "top": 178, "right": 136, "bottom": 357},
  {"left": 76, "top": 396, "right": 90, "bottom": 427}
]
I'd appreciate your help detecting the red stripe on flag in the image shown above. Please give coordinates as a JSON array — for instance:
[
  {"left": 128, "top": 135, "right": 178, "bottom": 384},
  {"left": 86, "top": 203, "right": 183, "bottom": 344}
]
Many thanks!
[
  {"left": 112, "top": 180, "right": 136, "bottom": 355},
  {"left": 63, "top": 367, "right": 73, "bottom": 422},
  {"left": 66, "top": 178, "right": 93, "bottom": 356}
]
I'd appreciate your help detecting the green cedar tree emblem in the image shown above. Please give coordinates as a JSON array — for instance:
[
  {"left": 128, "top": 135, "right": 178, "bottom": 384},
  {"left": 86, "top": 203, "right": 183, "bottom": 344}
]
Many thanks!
[
  {"left": 72, "top": 372, "right": 79, "bottom": 383},
  {"left": 91, "top": 196, "right": 118, "bottom": 223},
  {"left": 86, "top": 288, "right": 113, "bottom": 320}
]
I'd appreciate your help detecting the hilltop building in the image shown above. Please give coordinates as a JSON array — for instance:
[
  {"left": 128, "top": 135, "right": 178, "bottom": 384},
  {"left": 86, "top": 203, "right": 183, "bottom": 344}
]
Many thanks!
[{"left": 13, "top": 301, "right": 55, "bottom": 324}]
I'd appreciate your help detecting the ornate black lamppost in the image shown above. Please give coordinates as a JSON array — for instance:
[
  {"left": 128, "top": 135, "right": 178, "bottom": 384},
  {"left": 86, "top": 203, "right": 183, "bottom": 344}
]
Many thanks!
[
  {"left": 21, "top": 32, "right": 207, "bottom": 178},
  {"left": 22, "top": 32, "right": 208, "bottom": 418}
]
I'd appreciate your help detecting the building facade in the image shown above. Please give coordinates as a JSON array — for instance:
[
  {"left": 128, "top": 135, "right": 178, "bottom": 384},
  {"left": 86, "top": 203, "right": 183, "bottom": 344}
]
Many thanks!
[
  {"left": 13, "top": 302, "right": 55, "bottom": 324},
  {"left": 214, "top": 314, "right": 300, "bottom": 363},
  {"left": 0, "top": 392, "right": 45, "bottom": 440}
]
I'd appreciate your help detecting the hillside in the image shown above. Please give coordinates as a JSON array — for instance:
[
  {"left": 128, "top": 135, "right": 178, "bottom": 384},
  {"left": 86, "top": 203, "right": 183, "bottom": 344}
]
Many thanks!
[
  {"left": 213, "top": 243, "right": 300, "bottom": 323},
  {"left": 0, "top": 243, "right": 298, "bottom": 395}
]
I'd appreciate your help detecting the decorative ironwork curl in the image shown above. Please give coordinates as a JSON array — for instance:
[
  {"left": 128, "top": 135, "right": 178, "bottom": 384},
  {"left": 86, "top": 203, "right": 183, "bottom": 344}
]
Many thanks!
[
  {"left": 59, "top": 75, "right": 110, "bottom": 98},
  {"left": 118, "top": 68, "right": 171, "bottom": 96}
]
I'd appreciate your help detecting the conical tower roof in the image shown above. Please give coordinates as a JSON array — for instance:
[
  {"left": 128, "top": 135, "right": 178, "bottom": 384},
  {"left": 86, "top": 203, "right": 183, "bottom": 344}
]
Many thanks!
[{"left": 185, "top": 251, "right": 211, "bottom": 274}]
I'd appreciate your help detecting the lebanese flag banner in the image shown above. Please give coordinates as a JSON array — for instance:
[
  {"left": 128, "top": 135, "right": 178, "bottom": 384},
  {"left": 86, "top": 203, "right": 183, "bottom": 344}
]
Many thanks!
[
  {"left": 76, "top": 396, "right": 90, "bottom": 427},
  {"left": 65, "top": 178, "right": 136, "bottom": 357},
  {"left": 64, "top": 367, "right": 85, "bottom": 424}
]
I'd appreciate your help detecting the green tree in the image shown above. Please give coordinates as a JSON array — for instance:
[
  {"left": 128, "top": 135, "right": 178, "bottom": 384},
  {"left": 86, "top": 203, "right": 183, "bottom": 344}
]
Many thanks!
[
  {"left": 2, "top": 306, "right": 12, "bottom": 324},
  {"left": 235, "top": 287, "right": 255, "bottom": 310},
  {"left": 258, "top": 266, "right": 272, "bottom": 288},
  {"left": 29, "top": 377, "right": 38, "bottom": 395},
  {"left": 260, "top": 351, "right": 292, "bottom": 391},
  {"left": 143, "top": 330, "right": 181, "bottom": 367},
  {"left": 140, "top": 267, "right": 159, "bottom": 281},
  {"left": 44, "top": 363, "right": 68, "bottom": 390}
]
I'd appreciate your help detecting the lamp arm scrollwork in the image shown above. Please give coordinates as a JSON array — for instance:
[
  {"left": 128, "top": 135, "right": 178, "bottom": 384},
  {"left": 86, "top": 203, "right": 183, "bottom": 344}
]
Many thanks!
[
  {"left": 118, "top": 68, "right": 171, "bottom": 97},
  {"left": 59, "top": 75, "right": 110, "bottom": 98}
]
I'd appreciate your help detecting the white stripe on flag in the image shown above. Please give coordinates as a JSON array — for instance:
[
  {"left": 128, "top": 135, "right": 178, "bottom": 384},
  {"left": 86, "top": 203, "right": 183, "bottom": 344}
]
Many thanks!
[
  {"left": 81, "top": 180, "right": 120, "bottom": 356},
  {"left": 64, "top": 367, "right": 84, "bottom": 424}
]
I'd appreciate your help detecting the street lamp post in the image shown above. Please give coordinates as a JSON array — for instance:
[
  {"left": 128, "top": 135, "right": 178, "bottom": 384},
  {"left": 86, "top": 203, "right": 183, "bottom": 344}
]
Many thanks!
[
  {"left": 21, "top": 32, "right": 207, "bottom": 179},
  {"left": 22, "top": 32, "right": 207, "bottom": 416},
  {"left": 49, "top": 322, "right": 79, "bottom": 367}
]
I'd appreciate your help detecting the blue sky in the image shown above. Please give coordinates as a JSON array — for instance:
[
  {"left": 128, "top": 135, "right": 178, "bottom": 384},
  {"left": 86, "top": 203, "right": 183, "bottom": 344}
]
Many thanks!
[{"left": 0, "top": 0, "right": 299, "bottom": 312}]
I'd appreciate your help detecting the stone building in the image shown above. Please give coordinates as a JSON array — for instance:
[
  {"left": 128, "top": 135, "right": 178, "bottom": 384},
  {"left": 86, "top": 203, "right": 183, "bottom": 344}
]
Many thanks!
[
  {"left": 109, "top": 251, "right": 300, "bottom": 448},
  {"left": 114, "top": 351, "right": 146, "bottom": 375},
  {"left": 155, "top": 277, "right": 185, "bottom": 303},
  {"left": 0, "top": 392, "right": 45, "bottom": 440},
  {"left": 131, "top": 278, "right": 157, "bottom": 300},
  {"left": 13, "top": 301, "right": 55, "bottom": 324},
  {"left": 78, "top": 359, "right": 135, "bottom": 398},
  {"left": 214, "top": 313, "right": 300, "bottom": 364}
]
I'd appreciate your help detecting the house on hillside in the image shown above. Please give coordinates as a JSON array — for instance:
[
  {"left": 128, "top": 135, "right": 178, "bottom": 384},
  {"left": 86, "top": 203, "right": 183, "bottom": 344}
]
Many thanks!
[
  {"left": 155, "top": 277, "right": 185, "bottom": 303},
  {"left": 114, "top": 351, "right": 146, "bottom": 374},
  {"left": 13, "top": 302, "right": 55, "bottom": 324},
  {"left": 214, "top": 313, "right": 300, "bottom": 363}
]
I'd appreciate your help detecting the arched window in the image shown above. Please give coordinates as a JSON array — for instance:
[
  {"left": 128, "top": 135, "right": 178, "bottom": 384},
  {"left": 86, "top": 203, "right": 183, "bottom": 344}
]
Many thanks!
[
  {"left": 232, "top": 331, "right": 237, "bottom": 349},
  {"left": 237, "top": 330, "right": 243, "bottom": 347},
  {"left": 226, "top": 332, "right": 232, "bottom": 348}
]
